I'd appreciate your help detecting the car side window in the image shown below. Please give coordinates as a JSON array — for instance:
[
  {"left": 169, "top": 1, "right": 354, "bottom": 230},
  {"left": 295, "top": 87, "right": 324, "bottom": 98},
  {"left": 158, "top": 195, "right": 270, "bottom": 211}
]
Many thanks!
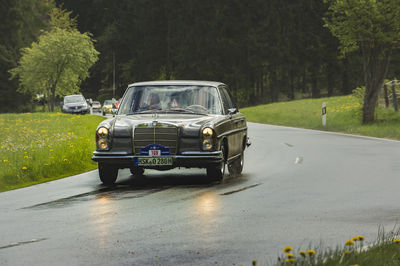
[{"left": 219, "top": 86, "right": 234, "bottom": 114}]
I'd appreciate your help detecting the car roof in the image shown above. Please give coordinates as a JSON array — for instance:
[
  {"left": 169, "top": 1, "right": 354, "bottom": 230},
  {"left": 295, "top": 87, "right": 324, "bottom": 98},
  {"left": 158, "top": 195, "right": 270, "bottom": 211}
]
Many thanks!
[
  {"left": 64, "top": 94, "right": 84, "bottom": 98},
  {"left": 128, "top": 80, "right": 225, "bottom": 88}
]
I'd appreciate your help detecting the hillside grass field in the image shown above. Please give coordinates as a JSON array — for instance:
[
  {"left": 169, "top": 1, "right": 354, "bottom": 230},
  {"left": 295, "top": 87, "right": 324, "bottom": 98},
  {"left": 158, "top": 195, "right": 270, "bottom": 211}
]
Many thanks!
[
  {"left": 0, "top": 112, "right": 105, "bottom": 192},
  {"left": 241, "top": 95, "right": 400, "bottom": 141}
]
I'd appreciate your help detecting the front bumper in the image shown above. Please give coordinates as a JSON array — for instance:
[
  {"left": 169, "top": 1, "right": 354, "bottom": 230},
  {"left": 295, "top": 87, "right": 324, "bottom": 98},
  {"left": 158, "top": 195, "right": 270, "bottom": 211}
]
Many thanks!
[
  {"left": 62, "top": 108, "right": 90, "bottom": 114},
  {"left": 91, "top": 150, "right": 223, "bottom": 169}
]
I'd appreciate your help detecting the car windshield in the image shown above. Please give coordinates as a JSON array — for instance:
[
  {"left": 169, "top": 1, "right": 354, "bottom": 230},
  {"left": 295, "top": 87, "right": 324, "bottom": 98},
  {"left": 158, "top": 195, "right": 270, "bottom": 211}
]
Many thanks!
[
  {"left": 104, "top": 100, "right": 112, "bottom": 105},
  {"left": 64, "top": 95, "right": 85, "bottom": 104},
  {"left": 118, "top": 85, "right": 222, "bottom": 115}
]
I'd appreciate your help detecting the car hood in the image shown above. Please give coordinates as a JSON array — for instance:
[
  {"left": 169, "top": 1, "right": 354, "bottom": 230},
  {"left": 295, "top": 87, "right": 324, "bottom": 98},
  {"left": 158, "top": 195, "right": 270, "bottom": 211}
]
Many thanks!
[{"left": 101, "top": 114, "right": 223, "bottom": 137}]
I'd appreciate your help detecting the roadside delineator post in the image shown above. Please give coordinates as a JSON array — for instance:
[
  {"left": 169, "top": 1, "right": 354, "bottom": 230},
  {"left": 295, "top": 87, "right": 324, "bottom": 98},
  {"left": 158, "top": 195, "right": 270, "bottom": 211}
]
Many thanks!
[{"left": 322, "top": 102, "right": 326, "bottom": 126}]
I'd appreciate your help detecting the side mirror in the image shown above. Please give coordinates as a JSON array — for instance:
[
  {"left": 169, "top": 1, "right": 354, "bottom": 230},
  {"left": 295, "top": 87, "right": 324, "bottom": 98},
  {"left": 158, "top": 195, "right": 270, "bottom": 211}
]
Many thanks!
[{"left": 228, "top": 108, "right": 238, "bottom": 115}]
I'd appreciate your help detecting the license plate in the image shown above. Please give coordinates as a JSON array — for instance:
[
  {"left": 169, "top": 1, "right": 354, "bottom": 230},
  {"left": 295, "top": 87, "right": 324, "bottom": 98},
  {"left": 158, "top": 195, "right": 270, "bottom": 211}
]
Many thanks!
[{"left": 134, "top": 157, "right": 173, "bottom": 166}]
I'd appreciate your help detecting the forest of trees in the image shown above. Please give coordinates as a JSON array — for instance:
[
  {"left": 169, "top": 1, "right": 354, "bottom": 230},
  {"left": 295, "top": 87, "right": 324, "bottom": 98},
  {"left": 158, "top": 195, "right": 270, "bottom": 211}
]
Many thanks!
[{"left": 2, "top": 0, "right": 400, "bottom": 113}]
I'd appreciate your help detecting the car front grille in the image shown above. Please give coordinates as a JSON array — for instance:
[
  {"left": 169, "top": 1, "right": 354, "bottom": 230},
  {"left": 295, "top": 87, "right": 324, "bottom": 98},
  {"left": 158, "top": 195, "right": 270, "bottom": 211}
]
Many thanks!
[{"left": 133, "top": 125, "right": 178, "bottom": 155}]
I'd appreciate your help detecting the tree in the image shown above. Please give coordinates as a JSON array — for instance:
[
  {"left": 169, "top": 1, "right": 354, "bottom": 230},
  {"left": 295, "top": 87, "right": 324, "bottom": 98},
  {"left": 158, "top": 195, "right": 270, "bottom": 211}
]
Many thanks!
[
  {"left": 10, "top": 7, "right": 99, "bottom": 111},
  {"left": 0, "top": 0, "right": 54, "bottom": 112},
  {"left": 324, "top": 0, "right": 400, "bottom": 123}
]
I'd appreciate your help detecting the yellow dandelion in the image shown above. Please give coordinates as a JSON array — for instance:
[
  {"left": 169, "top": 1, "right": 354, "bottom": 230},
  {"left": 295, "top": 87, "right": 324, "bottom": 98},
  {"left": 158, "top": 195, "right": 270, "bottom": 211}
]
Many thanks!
[
  {"left": 50, "top": 149, "right": 54, "bottom": 152},
  {"left": 283, "top": 246, "right": 293, "bottom": 253},
  {"left": 24, "top": 156, "right": 29, "bottom": 159},
  {"left": 285, "top": 258, "right": 295, "bottom": 263},
  {"left": 3, "top": 159, "right": 9, "bottom": 163},
  {"left": 306, "top": 250, "right": 316, "bottom": 256},
  {"left": 343, "top": 250, "right": 351, "bottom": 254},
  {"left": 63, "top": 159, "right": 68, "bottom": 162},
  {"left": 299, "top": 251, "right": 306, "bottom": 257},
  {"left": 286, "top": 253, "right": 294, "bottom": 258},
  {"left": 22, "top": 166, "right": 28, "bottom": 170},
  {"left": 394, "top": 239, "right": 400, "bottom": 243},
  {"left": 350, "top": 264, "right": 359, "bottom": 266},
  {"left": 358, "top": 236, "right": 365, "bottom": 241},
  {"left": 252, "top": 259, "right": 257, "bottom": 266},
  {"left": 352, "top": 236, "right": 359, "bottom": 241},
  {"left": 345, "top": 240, "right": 355, "bottom": 246}
]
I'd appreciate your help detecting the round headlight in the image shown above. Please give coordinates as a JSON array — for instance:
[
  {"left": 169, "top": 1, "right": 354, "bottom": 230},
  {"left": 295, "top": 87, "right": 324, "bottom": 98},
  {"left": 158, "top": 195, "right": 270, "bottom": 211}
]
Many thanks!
[
  {"left": 202, "top": 127, "right": 213, "bottom": 137},
  {"left": 202, "top": 139, "right": 213, "bottom": 150},
  {"left": 98, "top": 139, "right": 109, "bottom": 150},
  {"left": 97, "top": 127, "right": 109, "bottom": 137}
]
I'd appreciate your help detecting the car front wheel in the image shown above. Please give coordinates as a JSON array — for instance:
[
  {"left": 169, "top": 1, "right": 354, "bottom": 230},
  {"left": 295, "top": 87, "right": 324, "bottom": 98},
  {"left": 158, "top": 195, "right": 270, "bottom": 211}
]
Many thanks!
[
  {"left": 206, "top": 144, "right": 226, "bottom": 181},
  {"left": 98, "top": 163, "right": 118, "bottom": 185},
  {"left": 228, "top": 150, "right": 244, "bottom": 176},
  {"left": 130, "top": 167, "right": 145, "bottom": 177}
]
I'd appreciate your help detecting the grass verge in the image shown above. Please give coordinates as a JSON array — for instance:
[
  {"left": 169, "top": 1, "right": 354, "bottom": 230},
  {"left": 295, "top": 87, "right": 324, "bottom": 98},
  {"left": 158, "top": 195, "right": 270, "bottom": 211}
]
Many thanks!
[
  {"left": 241, "top": 95, "right": 400, "bottom": 140},
  {"left": 0, "top": 112, "right": 105, "bottom": 192},
  {"left": 273, "top": 228, "right": 400, "bottom": 265}
]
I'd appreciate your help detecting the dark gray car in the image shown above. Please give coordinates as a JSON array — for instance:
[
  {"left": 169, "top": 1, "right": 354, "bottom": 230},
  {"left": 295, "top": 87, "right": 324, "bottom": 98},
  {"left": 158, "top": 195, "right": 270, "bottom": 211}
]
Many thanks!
[{"left": 92, "top": 80, "right": 249, "bottom": 185}]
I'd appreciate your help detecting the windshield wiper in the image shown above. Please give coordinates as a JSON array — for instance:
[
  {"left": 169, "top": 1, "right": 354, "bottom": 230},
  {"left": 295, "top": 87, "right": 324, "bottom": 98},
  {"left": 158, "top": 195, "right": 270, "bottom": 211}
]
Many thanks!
[{"left": 168, "top": 108, "right": 207, "bottom": 115}]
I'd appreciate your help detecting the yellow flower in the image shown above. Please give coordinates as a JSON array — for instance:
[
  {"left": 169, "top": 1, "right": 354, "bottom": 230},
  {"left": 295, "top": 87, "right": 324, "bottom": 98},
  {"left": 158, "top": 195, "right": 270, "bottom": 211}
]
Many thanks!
[
  {"left": 350, "top": 264, "right": 359, "bottom": 266},
  {"left": 22, "top": 166, "right": 28, "bottom": 170},
  {"left": 299, "top": 251, "right": 306, "bottom": 257},
  {"left": 252, "top": 259, "right": 257, "bottom": 266},
  {"left": 50, "top": 149, "right": 54, "bottom": 152},
  {"left": 44, "top": 163, "right": 49, "bottom": 166},
  {"left": 394, "top": 239, "right": 400, "bottom": 243},
  {"left": 352, "top": 236, "right": 359, "bottom": 241},
  {"left": 283, "top": 246, "right": 293, "bottom": 253},
  {"left": 358, "top": 235, "right": 365, "bottom": 241},
  {"left": 63, "top": 159, "right": 68, "bottom": 162},
  {"left": 285, "top": 258, "right": 295, "bottom": 263},
  {"left": 286, "top": 253, "right": 294, "bottom": 258},
  {"left": 306, "top": 250, "right": 316, "bottom": 256},
  {"left": 3, "top": 159, "right": 8, "bottom": 163},
  {"left": 345, "top": 240, "right": 355, "bottom": 246},
  {"left": 24, "top": 156, "right": 29, "bottom": 159},
  {"left": 343, "top": 250, "right": 351, "bottom": 254}
]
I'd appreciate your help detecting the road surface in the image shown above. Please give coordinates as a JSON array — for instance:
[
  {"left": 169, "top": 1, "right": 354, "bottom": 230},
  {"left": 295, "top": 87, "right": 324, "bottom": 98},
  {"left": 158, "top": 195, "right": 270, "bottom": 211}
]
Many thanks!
[{"left": 1, "top": 122, "right": 400, "bottom": 265}]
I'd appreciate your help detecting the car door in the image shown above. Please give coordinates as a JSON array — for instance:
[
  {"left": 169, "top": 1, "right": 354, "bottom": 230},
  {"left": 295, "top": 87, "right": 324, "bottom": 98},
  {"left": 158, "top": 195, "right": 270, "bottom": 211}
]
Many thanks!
[{"left": 218, "top": 85, "right": 244, "bottom": 159}]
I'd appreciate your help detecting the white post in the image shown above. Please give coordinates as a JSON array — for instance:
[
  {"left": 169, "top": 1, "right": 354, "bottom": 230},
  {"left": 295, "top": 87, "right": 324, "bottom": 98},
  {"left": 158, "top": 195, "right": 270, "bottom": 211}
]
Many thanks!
[{"left": 322, "top": 102, "right": 326, "bottom": 126}]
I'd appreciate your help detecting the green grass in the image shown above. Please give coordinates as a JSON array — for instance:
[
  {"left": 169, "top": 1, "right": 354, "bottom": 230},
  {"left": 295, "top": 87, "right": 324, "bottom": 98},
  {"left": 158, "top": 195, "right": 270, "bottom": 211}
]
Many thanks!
[
  {"left": 241, "top": 95, "right": 400, "bottom": 140},
  {"left": 274, "top": 229, "right": 400, "bottom": 265},
  {"left": 0, "top": 112, "right": 105, "bottom": 192}
]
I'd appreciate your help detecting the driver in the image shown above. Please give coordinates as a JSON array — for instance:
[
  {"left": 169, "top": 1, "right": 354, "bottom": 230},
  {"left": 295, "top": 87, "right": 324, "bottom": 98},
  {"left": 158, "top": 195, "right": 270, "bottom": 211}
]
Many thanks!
[{"left": 148, "top": 93, "right": 161, "bottom": 110}]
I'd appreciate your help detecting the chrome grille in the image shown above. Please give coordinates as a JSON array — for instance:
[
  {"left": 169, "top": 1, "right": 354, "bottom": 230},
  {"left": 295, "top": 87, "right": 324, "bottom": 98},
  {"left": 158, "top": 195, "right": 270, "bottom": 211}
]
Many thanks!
[{"left": 133, "top": 126, "right": 178, "bottom": 155}]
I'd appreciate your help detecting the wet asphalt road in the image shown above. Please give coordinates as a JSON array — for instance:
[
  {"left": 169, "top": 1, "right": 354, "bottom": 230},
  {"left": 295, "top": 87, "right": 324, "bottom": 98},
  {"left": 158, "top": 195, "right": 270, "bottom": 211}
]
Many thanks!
[{"left": 1, "top": 122, "right": 400, "bottom": 265}]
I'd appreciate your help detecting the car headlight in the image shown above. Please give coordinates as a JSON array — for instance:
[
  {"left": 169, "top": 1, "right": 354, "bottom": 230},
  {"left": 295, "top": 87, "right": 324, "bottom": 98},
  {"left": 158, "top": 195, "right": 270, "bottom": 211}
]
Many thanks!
[
  {"left": 96, "top": 127, "right": 110, "bottom": 150},
  {"left": 201, "top": 127, "right": 214, "bottom": 151},
  {"left": 97, "top": 139, "right": 109, "bottom": 150},
  {"left": 97, "top": 127, "right": 109, "bottom": 137},
  {"left": 202, "top": 127, "right": 213, "bottom": 137},
  {"left": 202, "top": 139, "right": 213, "bottom": 150}
]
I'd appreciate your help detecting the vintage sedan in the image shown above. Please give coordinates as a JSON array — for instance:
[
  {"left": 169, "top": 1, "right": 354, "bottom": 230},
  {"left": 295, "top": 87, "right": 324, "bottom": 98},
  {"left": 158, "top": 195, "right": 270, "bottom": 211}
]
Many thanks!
[{"left": 92, "top": 80, "right": 249, "bottom": 185}]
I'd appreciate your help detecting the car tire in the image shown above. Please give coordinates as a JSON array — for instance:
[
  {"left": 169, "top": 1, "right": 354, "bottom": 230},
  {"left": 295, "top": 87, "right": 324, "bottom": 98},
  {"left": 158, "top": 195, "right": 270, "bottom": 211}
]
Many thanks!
[
  {"left": 130, "top": 167, "right": 145, "bottom": 177},
  {"left": 98, "top": 163, "right": 118, "bottom": 185},
  {"left": 206, "top": 144, "right": 226, "bottom": 181},
  {"left": 228, "top": 150, "right": 244, "bottom": 176}
]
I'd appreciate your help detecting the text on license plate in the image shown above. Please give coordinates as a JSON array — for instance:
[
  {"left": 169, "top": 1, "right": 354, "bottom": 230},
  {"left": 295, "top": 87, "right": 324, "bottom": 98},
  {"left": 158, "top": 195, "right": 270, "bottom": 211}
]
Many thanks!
[{"left": 135, "top": 157, "right": 173, "bottom": 166}]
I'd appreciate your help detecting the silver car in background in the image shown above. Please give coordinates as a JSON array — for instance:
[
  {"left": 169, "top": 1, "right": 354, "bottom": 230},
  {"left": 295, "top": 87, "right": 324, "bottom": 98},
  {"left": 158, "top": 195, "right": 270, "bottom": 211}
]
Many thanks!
[{"left": 62, "top": 95, "right": 90, "bottom": 114}]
